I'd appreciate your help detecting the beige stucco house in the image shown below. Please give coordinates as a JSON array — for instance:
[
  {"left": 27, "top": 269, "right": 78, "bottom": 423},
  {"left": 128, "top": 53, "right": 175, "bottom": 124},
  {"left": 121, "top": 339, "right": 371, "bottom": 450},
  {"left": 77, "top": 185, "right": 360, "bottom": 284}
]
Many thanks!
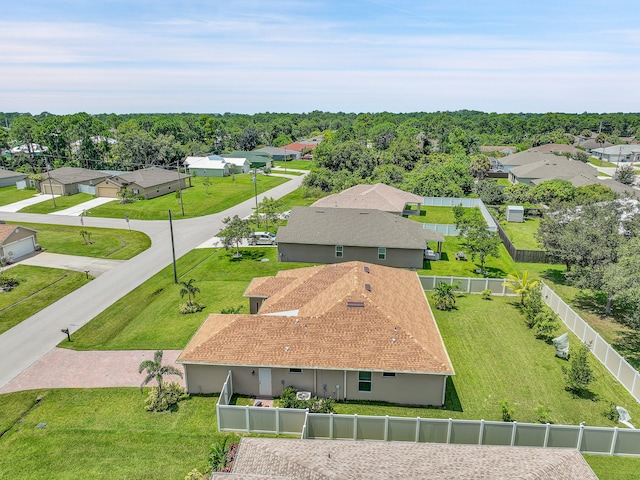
[
  {"left": 95, "top": 167, "right": 191, "bottom": 199},
  {"left": 276, "top": 207, "right": 444, "bottom": 269},
  {"left": 311, "top": 183, "right": 423, "bottom": 216},
  {"left": 178, "top": 261, "right": 454, "bottom": 406},
  {"left": 0, "top": 224, "right": 39, "bottom": 260},
  {"left": 39, "top": 167, "right": 111, "bottom": 196}
]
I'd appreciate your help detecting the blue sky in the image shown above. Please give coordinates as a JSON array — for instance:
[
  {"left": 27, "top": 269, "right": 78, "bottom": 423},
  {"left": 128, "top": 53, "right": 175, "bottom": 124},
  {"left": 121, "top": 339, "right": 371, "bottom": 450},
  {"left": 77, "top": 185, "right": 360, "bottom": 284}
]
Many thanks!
[{"left": 2, "top": 0, "right": 639, "bottom": 114}]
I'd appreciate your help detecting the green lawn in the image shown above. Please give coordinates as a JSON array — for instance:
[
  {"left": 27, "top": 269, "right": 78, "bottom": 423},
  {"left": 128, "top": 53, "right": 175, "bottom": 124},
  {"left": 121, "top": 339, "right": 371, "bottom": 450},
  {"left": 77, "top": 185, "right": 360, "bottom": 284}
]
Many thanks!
[
  {"left": 19, "top": 193, "right": 94, "bottom": 214},
  {"left": 0, "top": 266, "right": 90, "bottom": 334},
  {"left": 500, "top": 217, "right": 542, "bottom": 250},
  {"left": 584, "top": 455, "right": 640, "bottom": 479},
  {"left": 273, "top": 160, "right": 314, "bottom": 170},
  {"left": 0, "top": 185, "right": 36, "bottom": 206},
  {"left": 10, "top": 222, "right": 151, "bottom": 260},
  {"left": 408, "top": 206, "right": 459, "bottom": 224},
  {"left": 0, "top": 388, "right": 228, "bottom": 479},
  {"left": 589, "top": 158, "right": 617, "bottom": 168},
  {"left": 419, "top": 236, "right": 517, "bottom": 278},
  {"left": 275, "top": 187, "right": 327, "bottom": 210},
  {"left": 85, "top": 174, "right": 288, "bottom": 220},
  {"left": 335, "top": 294, "right": 640, "bottom": 426},
  {"left": 62, "top": 248, "right": 316, "bottom": 350},
  {"left": 495, "top": 178, "right": 511, "bottom": 187}
]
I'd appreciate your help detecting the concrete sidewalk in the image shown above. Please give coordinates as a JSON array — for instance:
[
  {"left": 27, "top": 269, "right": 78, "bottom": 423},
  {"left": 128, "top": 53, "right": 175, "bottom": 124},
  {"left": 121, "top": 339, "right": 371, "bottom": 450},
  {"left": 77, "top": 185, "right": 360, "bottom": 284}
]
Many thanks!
[
  {"left": 0, "top": 193, "right": 60, "bottom": 212},
  {"left": 0, "top": 348, "right": 184, "bottom": 394},
  {"left": 49, "top": 197, "right": 117, "bottom": 216}
]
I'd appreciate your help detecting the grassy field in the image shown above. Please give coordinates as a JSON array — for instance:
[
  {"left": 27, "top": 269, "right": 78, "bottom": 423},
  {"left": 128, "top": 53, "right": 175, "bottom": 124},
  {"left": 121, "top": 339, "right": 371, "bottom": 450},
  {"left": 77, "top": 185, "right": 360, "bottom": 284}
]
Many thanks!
[
  {"left": 61, "top": 248, "right": 316, "bottom": 350},
  {"left": 335, "top": 294, "right": 640, "bottom": 426},
  {"left": 500, "top": 217, "right": 542, "bottom": 250},
  {"left": 0, "top": 266, "right": 90, "bottom": 334},
  {"left": 0, "top": 186, "right": 37, "bottom": 206},
  {"left": 0, "top": 388, "right": 227, "bottom": 479},
  {"left": 84, "top": 174, "right": 288, "bottom": 220},
  {"left": 589, "top": 157, "right": 617, "bottom": 167},
  {"left": 275, "top": 187, "right": 327, "bottom": 210},
  {"left": 273, "top": 160, "right": 314, "bottom": 170},
  {"left": 19, "top": 193, "right": 94, "bottom": 214},
  {"left": 408, "top": 206, "right": 459, "bottom": 224},
  {"left": 10, "top": 222, "right": 151, "bottom": 260},
  {"left": 419, "top": 236, "right": 517, "bottom": 278}
]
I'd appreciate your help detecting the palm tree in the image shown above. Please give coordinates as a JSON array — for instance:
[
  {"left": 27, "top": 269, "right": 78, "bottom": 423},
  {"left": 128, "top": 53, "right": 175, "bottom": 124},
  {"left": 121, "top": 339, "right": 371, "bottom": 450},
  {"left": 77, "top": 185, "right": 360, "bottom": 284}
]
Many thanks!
[
  {"left": 138, "top": 350, "right": 183, "bottom": 395},
  {"left": 433, "top": 281, "right": 459, "bottom": 311},
  {"left": 179, "top": 278, "right": 200, "bottom": 306},
  {"left": 502, "top": 271, "right": 540, "bottom": 305}
]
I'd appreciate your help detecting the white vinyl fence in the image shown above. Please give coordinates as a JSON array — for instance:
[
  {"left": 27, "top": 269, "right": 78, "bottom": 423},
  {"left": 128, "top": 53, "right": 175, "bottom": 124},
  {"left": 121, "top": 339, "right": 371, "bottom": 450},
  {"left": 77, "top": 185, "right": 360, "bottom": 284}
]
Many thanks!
[
  {"left": 419, "top": 276, "right": 514, "bottom": 295},
  {"left": 422, "top": 197, "right": 497, "bottom": 233},
  {"left": 542, "top": 284, "right": 640, "bottom": 403}
]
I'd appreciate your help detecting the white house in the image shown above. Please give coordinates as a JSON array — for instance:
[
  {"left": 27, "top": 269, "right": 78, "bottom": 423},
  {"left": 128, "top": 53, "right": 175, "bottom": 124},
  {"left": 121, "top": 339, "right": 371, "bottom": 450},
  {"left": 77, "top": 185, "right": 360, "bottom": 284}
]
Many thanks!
[
  {"left": 591, "top": 145, "right": 640, "bottom": 163},
  {"left": 184, "top": 155, "right": 230, "bottom": 177}
]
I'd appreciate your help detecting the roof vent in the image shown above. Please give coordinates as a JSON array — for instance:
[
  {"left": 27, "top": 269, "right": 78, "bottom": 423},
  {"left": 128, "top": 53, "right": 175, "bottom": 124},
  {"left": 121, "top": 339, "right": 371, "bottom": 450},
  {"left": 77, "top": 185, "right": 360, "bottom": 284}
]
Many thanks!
[
  {"left": 347, "top": 301, "right": 365, "bottom": 308},
  {"left": 391, "top": 338, "right": 397, "bottom": 344},
  {"left": 364, "top": 266, "right": 370, "bottom": 273},
  {"left": 365, "top": 284, "right": 371, "bottom": 292},
  {"left": 285, "top": 346, "right": 290, "bottom": 352}
]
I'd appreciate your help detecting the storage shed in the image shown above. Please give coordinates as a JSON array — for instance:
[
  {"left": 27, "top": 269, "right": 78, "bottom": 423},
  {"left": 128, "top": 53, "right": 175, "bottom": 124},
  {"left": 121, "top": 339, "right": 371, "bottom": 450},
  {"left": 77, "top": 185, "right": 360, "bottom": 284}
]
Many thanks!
[{"left": 506, "top": 205, "right": 524, "bottom": 222}]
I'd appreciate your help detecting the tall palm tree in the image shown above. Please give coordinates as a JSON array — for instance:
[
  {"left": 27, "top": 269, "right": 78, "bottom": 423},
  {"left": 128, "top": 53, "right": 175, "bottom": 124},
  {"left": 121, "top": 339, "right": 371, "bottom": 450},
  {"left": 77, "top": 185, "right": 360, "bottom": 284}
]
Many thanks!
[
  {"left": 179, "top": 278, "right": 200, "bottom": 306},
  {"left": 502, "top": 271, "right": 540, "bottom": 305},
  {"left": 139, "top": 350, "right": 183, "bottom": 395}
]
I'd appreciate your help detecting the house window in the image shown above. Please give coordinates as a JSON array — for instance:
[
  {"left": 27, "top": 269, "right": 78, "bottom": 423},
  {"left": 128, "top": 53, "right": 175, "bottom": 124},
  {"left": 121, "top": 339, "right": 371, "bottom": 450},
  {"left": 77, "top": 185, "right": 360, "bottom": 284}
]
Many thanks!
[
  {"left": 133, "top": 189, "right": 139, "bottom": 195},
  {"left": 358, "top": 371, "right": 372, "bottom": 392},
  {"left": 382, "top": 372, "right": 396, "bottom": 378},
  {"left": 289, "top": 368, "right": 302, "bottom": 374},
  {"left": 335, "top": 245, "right": 343, "bottom": 258},
  {"left": 378, "top": 247, "right": 386, "bottom": 260}
]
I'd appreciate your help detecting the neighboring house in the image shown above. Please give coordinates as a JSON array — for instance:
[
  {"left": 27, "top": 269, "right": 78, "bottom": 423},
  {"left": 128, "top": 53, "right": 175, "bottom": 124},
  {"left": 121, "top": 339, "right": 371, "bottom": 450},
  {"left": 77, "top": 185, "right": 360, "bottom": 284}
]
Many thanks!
[
  {"left": 578, "top": 138, "right": 613, "bottom": 152},
  {"left": 311, "top": 183, "right": 423, "bottom": 216},
  {"left": 284, "top": 141, "right": 318, "bottom": 157},
  {"left": 9, "top": 143, "right": 48, "bottom": 154},
  {"left": 213, "top": 438, "right": 597, "bottom": 479},
  {"left": 221, "top": 151, "right": 272, "bottom": 169},
  {"left": 591, "top": 145, "right": 640, "bottom": 163},
  {"left": 480, "top": 145, "right": 516, "bottom": 155},
  {"left": 528, "top": 143, "right": 584, "bottom": 155},
  {"left": 178, "top": 261, "right": 454, "bottom": 406},
  {"left": 276, "top": 207, "right": 444, "bottom": 269},
  {"left": 508, "top": 154, "right": 599, "bottom": 186},
  {"left": 0, "top": 169, "right": 27, "bottom": 188},
  {"left": 221, "top": 156, "right": 250, "bottom": 174},
  {"left": 95, "top": 167, "right": 191, "bottom": 199},
  {"left": 252, "top": 146, "right": 299, "bottom": 160},
  {"left": 184, "top": 155, "right": 230, "bottom": 177},
  {"left": 0, "top": 224, "right": 39, "bottom": 260},
  {"left": 38, "top": 167, "right": 111, "bottom": 196}
]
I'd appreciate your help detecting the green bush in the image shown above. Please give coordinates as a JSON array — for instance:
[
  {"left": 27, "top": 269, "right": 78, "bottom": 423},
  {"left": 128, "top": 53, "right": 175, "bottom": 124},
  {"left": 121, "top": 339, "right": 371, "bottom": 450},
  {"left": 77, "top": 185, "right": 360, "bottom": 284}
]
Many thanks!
[
  {"left": 534, "top": 404, "right": 552, "bottom": 423},
  {"left": 562, "top": 342, "right": 594, "bottom": 394},
  {"left": 279, "top": 386, "right": 335, "bottom": 413},
  {"left": 603, "top": 402, "right": 619, "bottom": 422},
  {"left": 533, "top": 311, "right": 560, "bottom": 343},
  {"left": 144, "top": 381, "right": 189, "bottom": 412},
  {"left": 0, "top": 274, "right": 19, "bottom": 290},
  {"left": 179, "top": 302, "right": 205, "bottom": 314},
  {"left": 501, "top": 399, "right": 515, "bottom": 422},
  {"left": 481, "top": 289, "right": 492, "bottom": 300}
]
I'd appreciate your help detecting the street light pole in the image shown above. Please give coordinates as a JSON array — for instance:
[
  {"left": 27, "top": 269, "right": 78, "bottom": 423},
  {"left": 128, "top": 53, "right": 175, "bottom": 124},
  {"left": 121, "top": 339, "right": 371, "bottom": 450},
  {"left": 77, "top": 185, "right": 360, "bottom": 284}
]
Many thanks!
[
  {"left": 46, "top": 166, "right": 57, "bottom": 208},
  {"left": 253, "top": 167, "right": 259, "bottom": 229}
]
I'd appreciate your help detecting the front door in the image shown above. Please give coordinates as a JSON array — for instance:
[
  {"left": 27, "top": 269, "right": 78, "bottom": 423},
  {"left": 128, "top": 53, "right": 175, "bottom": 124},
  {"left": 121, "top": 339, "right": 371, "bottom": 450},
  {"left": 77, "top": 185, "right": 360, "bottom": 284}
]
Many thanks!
[{"left": 258, "top": 368, "right": 272, "bottom": 396}]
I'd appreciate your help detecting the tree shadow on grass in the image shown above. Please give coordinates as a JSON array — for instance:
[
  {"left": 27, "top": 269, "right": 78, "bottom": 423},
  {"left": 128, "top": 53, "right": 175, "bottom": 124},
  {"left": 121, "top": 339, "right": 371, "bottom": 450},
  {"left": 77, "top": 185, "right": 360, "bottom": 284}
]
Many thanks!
[
  {"left": 538, "top": 267, "right": 568, "bottom": 285},
  {"left": 479, "top": 265, "right": 507, "bottom": 278},
  {"left": 566, "top": 387, "right": 599, "bottom": 402},
  {"left": 573, "top": 290, "right": 630, "bottom": 320},
  {"left": 228, "top": 249, "right": 269, "bottom": 262},
  {"left": 613, "top": 331, "right": 640, "bottom": 370}
]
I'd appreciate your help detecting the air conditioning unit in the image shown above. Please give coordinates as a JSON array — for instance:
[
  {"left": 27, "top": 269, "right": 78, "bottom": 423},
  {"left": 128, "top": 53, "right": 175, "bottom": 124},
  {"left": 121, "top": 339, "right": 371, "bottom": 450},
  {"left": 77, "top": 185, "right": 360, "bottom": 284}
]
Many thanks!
[{"left": 296, "top": 391, "right": 311, "bottom": 401}]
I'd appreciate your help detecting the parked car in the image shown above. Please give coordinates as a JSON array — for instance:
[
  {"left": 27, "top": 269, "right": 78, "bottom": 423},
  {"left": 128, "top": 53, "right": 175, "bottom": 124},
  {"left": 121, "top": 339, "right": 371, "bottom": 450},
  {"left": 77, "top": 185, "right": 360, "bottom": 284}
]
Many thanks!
[
  {"left": 279, "top": 210, "right": 291, "bottom": 220},
  {"left": 249, "top": 231, "right": 277, "bottom": 245}
]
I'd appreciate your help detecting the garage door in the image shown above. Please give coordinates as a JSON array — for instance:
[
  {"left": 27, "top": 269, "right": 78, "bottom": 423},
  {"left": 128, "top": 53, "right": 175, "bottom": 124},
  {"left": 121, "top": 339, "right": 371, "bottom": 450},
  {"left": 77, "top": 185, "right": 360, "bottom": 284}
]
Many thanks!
[
  {"left": 97, "top": 185, "right": 119, "bottom": 198},
  {"left": 41, "top": 183, "right": 64, "bottom": 195},
  {"left": 5, "top": 236, "right": 35, "bottom": 259}
]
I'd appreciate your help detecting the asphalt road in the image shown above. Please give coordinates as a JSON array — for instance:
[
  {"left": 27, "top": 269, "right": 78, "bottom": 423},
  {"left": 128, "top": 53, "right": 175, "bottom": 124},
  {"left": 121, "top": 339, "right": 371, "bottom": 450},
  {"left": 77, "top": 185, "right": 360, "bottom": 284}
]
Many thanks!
[{"left": 0, "top": 174, "right": 306, "bottom": 389}]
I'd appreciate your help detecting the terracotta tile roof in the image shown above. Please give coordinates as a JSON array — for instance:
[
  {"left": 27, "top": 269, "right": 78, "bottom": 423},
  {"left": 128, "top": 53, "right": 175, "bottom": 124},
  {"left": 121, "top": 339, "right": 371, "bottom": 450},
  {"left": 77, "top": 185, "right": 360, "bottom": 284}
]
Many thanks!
[
  {"left": 214, "top": 438, "right": 597, "bottom": 479},
  {"left": 179, "top": 262, "right": 453, "bottom": 375}
]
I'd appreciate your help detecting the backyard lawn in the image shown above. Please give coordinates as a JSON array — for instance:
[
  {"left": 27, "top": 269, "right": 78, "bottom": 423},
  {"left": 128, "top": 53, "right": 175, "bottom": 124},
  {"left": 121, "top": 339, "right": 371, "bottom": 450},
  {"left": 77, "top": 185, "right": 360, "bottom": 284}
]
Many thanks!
[
  {"left": 275, "top": 186, "right": 327, "bottom": 210},
  {"left": 336, "top": 294, "right": 640, "bottom": 426},
  {"left": 0, "top": 266, "right": 90, "bottom": 334},
  {"left": 500, "top": 217, "right": 542, "bottom": 250},
  {"left": 18, "top": 193, "right": 94, "bottom": 214},
  {"left": 0, "top": 185, "right": 36, "bottom": 206},
  {"left": 273, "top": 160, "right": 314, "bottom": 170},
  {"left": 0, "top": 388, "right": 227, "bottom": 479},
  {"left": 419, "top": 236, "right": 517, "bottom": 278},
  {"left": 84, "top": 174, "right": 288, "bottom": 220},
  {"left": 10, "top": 222, "right": 151, "bottom": 260},
  {"left": 408, "top": 205, "right": 460, "bottom": 224},
  {"left": 62, "top": 248, "right": 316, "bottom": 350}
]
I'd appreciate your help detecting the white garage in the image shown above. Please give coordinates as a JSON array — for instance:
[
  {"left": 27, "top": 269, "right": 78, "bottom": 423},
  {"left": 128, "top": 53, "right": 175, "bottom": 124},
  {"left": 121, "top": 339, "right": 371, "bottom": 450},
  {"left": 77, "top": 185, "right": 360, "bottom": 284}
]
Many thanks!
[{"left": 0, "top": 225, "right": 39, "bottom": 260}]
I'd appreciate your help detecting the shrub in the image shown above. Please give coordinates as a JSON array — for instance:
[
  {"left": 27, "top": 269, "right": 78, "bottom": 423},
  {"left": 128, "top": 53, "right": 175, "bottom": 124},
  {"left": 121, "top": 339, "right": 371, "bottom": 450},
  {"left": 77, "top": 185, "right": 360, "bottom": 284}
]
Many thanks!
[
  {"left": 522, "top": 286, "right": 544, "bottom": 328},
  {"left": 501, "top": 399, "right": 515, "bottom": 422},
  {"left": 603, "top": 402, "right": 619, "bottom": 422},
  {"left": 209, "top": 437, "right": 230, "bottom": 472},
  {"left": 0, "top": 274, "right": 19, "bottom": 291},
  {"left": 534, "top": 404, "right": 552, "bottom": 423},
  {"left": 184, "top": 469, "right": 205, "bottom": 480},
  {"left": 562, "top": 342, "right": 594, "bottom": 394},
  {"left": 279, "top": 386, "right": 335, "bottom": 413},
  {"left": 481, "top": 289, "right": 492, "bottom": 300},
  {"left": 533, "top": 311, "right": 560, "bottom": 343},
  {"left": 144, "top": 381, "right": 188, "bottom": 412},
  {"left": 179, "top": 302, "right": 205, "bottom": 314}
]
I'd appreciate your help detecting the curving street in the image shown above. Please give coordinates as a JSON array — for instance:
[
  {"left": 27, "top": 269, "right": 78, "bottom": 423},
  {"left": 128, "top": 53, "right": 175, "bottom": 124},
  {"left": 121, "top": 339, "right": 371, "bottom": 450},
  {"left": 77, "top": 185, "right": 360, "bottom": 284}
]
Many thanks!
[{"left": 0, "top": 173, "right": 306, "bottom": 389}]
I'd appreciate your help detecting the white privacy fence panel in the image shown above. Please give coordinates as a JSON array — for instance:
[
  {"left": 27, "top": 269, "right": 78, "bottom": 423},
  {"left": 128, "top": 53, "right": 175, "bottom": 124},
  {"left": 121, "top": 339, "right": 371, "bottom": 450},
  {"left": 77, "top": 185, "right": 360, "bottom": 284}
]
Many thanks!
[
  {"left": 421, "top": 197, "right": 497, "bottom": 232},
  {"left": 422, "top": 223, "right": 459, "bottom": 236},
  {"left": 541, "top": 284, "right": 640, "bottom": 403},
  {"left": 419, "top": 276, "right": 513, "bottom": 296}
]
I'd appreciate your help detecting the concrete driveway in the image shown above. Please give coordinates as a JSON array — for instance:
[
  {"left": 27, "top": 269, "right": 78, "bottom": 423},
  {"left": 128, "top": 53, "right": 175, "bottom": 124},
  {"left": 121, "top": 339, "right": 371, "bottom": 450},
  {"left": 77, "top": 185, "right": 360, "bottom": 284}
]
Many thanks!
[
  {"left": 50, "top": 197, "right": 117, "bottom": 216},
  {"left": 0, "top": 193, "right": 60, "bottom": 212},
  {"left": 8, "top": 252, "right": 125, "bottom": 277}
]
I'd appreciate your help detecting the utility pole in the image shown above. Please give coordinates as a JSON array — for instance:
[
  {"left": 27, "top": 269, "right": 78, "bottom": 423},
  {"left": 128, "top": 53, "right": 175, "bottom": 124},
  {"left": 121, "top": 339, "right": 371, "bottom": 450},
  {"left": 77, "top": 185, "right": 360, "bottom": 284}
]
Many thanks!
[
  {"left": 177, "top": 159, "right": 185, "bottom": 216},
  {"left": 253, "top": 167, "right": 259, "bottom": 229},
  {"left": 46, "top": 165, "right": 57, "bottom": 208},
  {"left": 168, "top": 210, "right": 178, "bottom": 284}
]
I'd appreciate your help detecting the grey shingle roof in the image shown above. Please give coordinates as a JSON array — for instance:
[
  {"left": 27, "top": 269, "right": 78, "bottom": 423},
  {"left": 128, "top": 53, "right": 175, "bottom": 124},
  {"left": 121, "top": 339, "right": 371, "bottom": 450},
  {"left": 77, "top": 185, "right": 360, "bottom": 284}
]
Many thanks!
[
  {"left": 48, "top": 167, "right": 110, "bottom": 185},
  {"left": 108, "top": 167, "right": 190, "bottom": 189},
  {"left": 311, "top": 183, "right": 423, "bottom": 214},
  {"left": 215, "top": 438, "right": 598, "bottom": 479},
  {"left": 510, "top": 157, "right": 598, "bottom": 182},
  {"left": 0, "top": 169, "right": 26, "bottom": 179},
  {"left": 276, "top": 207, "right": 443, "bottom": 248}
]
